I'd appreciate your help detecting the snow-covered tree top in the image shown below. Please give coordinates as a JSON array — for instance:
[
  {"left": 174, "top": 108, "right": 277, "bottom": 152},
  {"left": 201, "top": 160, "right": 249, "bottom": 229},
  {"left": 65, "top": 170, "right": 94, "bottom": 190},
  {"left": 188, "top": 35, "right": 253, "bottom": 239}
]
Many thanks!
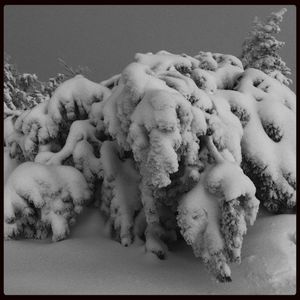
[{"left": 241, "top": 8, "right": 292, "bottom": 86}]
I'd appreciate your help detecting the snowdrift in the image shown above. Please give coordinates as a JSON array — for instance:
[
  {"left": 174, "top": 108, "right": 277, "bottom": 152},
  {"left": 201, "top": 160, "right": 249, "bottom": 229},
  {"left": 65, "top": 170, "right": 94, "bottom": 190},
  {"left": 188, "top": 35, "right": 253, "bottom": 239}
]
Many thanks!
[{"left": 4, "top": 207, "right": 296, "bottom": 295}]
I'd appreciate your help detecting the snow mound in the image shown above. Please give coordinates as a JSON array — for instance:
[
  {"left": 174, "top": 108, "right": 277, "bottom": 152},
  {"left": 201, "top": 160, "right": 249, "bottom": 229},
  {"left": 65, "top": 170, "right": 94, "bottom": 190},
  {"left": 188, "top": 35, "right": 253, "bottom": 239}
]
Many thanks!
[{"left": 240, "top": 213, "right": 296, "bottom": 294}]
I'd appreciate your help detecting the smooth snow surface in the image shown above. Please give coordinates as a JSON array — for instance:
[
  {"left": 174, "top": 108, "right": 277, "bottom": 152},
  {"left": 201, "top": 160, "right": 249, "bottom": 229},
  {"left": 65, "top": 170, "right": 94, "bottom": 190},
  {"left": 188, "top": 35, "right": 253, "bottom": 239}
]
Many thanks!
[{"left": 4, "top": 208, "right": 295, "bottom": 295}]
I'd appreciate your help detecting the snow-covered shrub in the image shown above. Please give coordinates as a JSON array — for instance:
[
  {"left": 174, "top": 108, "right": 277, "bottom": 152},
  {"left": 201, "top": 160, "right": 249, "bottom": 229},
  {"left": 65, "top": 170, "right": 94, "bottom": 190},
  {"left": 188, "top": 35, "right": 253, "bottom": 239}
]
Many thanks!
[
  {"left": 5, "top": 75, "right": 111, "bottom": 163},
  {"left": 4, "top": 75, "right": 111, "bottom": 244},
  {"left": 4, "top": 49, "right": 295, "bottom": 282},
  {"left": 96, "top": 50, "right": 295, "bottom": 280},
  {"left": 241, "top": 8, "right": 292, "bottom": 86},
  {"left": 4, "top": 162, "right": 91, "bottom": 241},
  {"left": 177, "top": 136, "right": 259, "bottom": 282}
]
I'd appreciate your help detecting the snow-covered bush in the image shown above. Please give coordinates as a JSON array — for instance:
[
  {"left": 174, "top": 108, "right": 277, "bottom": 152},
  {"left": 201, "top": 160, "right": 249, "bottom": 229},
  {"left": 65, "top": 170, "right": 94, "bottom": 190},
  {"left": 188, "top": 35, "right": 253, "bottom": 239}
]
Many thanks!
[
  {"left": 4, "top": 49, "right": 295, "bottom": 282},
  {"left": 241, "top": 8, "right": 292, "bottom": 86},
  {"left": 4, "top": 162, "right": 91, "bottom": 241},
  {"left": 177, "top": 136, "right": 259, "bottom": 281},
  {"left": 4, "top": 75, "right": 111, "bottom": 162}
]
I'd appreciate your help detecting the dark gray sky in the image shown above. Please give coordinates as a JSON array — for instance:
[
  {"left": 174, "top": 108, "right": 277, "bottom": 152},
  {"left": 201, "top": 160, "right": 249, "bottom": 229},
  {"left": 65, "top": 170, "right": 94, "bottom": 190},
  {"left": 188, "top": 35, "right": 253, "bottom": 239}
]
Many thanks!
[{"left": 4, "top": 5, "right": 296, "bottom": 89}]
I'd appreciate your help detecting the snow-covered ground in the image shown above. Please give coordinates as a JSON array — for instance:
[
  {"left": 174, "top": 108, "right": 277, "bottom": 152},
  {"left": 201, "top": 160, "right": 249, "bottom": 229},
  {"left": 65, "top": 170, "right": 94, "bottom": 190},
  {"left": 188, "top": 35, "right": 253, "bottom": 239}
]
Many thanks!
[
  {"left": 4, "top": 206, "right": 295, "bottom": 295},
  {"left": 3, "top": 147, "right": 296, "bottom": 295}
]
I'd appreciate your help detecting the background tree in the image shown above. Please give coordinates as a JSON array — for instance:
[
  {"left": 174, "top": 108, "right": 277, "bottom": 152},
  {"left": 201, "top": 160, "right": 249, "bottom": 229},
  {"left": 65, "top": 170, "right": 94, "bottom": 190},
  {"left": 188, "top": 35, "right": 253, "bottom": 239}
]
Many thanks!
[
  {"left": 4, "top": 54, "right": 48, "bottom": 117},
  {"left": 240, "top": 8, "right": 292, "bottom": 86}
]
